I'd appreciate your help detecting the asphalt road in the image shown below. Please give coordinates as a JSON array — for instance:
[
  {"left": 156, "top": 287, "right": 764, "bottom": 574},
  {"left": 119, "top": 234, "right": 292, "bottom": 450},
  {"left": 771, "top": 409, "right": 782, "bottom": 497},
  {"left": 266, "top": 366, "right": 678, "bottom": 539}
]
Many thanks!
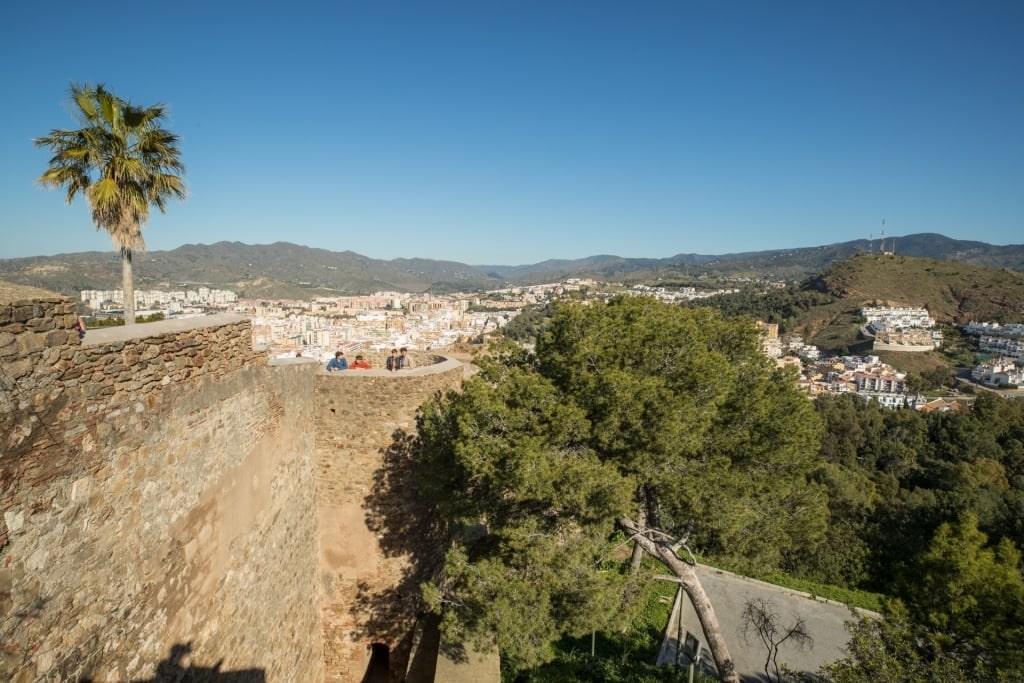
[{"left": 661, "top": 565, "right": 875, "bottom": 682}]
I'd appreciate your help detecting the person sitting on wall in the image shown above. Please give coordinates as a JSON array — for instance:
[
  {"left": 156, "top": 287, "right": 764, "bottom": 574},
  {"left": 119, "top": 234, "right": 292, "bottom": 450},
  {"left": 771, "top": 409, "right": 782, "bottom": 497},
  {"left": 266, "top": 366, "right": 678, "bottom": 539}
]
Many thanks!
[
  {"left": 397, "top": 347, "right": 414, "bottom": 369},
  {"left": 350, "top": 355, "right": 372, "bottom": 369},
  {"left": 73, "top": 316, "right": 86, "bottom": 340},
  {"left": 326, "top": 351, "right": 348, "bottom": 371},
  {"left": 386, "top": 348, "right": 399, "bottom": 372}
]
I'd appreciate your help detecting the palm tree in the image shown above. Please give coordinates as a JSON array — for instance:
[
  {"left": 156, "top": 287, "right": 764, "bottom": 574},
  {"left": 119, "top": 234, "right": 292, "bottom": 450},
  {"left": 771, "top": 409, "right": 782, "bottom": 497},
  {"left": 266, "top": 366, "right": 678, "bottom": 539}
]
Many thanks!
[{"left": 35, "top": 83, "right": 185, "bottom": 324}]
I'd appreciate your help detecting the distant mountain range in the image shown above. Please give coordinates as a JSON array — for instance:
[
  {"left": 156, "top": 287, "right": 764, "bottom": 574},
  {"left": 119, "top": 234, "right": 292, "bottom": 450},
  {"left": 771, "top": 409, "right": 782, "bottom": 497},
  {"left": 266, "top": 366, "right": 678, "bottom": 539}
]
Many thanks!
[{"left": 1, "top": 233, "right": 1022, "bottom": 299}]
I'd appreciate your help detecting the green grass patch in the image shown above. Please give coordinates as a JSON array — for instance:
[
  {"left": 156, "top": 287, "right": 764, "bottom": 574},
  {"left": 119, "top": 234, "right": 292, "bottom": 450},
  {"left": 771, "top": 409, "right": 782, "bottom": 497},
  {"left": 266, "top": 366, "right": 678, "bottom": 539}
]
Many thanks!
[
  {"left": 754, "top": 570, "right": 885, "bottom": 613},
  {"left": 505, "top": 566, "right": 714, "bottom": 682}
]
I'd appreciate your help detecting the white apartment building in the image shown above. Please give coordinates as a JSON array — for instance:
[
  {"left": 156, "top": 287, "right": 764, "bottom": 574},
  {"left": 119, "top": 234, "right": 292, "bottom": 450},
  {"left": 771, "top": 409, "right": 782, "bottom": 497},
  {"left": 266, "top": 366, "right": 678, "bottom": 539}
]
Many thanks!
[
  {"left": 963, "top": 321, "right": 1024, "bottom": 337},
  {"left": 862, "top": 306, "right": 935, "bottom": 330},
  {"left": 863, "top": 306, "right": 941, "bottom": 351},
  {"left": 80, "top": 288, "right": 237, "bottom": 311},
  {"left": 853, "top": 370, "right": 908, "bottom": 394},
  {"left": 978, "top": 335, "right": 1024, "bottom": 360},
  {"left": 971, "top": 358, "right": 1024, "bottom": 387},
  {"left": 962, "top": 321, "right": 1024, "bottom": 362}
]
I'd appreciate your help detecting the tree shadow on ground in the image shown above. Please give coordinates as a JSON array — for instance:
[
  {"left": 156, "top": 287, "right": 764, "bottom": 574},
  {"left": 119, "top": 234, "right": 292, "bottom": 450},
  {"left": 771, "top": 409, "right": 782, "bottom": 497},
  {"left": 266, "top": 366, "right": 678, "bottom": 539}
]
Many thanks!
[
  {"left": 357, "top": 427, "right": 466, "bottom": 677},
  {"left": 79, "top": 642, "right": 265, "bottom": 682}
]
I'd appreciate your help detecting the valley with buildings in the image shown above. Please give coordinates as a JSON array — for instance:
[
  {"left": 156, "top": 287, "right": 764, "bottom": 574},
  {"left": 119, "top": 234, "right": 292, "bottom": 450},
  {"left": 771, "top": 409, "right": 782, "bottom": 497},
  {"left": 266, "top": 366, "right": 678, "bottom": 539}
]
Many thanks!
[
  {"left": 3, "top": 244, "right": 1024, "bottom": 683},
  {"left": 72, "top": 249, "right": 1024, "bottom": 409},
  {"left": 6, "top": 5, "right": 1022, "bottom": 680}
]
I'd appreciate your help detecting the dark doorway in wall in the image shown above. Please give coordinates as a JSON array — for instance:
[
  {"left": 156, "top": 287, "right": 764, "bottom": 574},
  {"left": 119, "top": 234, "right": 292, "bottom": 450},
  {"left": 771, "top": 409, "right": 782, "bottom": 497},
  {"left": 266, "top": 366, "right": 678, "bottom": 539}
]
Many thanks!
[{"left": 361, "top": 643, "right": 390, "bottom": 683}]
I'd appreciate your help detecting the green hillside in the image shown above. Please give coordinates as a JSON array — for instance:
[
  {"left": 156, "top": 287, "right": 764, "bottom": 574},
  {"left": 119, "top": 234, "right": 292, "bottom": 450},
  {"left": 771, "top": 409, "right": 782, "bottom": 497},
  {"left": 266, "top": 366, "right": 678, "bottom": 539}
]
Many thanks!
[
  {"left": 802, "top": 254, "right": 1024, "bottom": 353},
  {"left": 2, "top": 233, "right": 1023, "bottom": 299},
  {"left": 700, "top": 253, "right": 1024, "bottom": 362},
  {"left": 807, "top": 253, "right": 1024, "bottom": 324}
]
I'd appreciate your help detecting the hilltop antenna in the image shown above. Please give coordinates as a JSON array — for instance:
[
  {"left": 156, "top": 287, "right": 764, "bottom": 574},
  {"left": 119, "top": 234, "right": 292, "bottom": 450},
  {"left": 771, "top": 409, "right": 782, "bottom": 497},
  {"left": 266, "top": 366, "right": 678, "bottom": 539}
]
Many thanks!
[{"left": 880, "top": 219, "right": 886, "bottom": 253}]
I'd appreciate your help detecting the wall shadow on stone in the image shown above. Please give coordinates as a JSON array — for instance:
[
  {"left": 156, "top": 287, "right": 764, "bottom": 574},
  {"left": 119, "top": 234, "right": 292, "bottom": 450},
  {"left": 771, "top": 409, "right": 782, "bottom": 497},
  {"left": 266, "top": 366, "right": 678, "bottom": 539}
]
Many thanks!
[
  {"left": 78, "top": 643, "right": 265, "bottom": 683},
  {"left": 358, "top": 425, "right": 469, "bottom": 677}
]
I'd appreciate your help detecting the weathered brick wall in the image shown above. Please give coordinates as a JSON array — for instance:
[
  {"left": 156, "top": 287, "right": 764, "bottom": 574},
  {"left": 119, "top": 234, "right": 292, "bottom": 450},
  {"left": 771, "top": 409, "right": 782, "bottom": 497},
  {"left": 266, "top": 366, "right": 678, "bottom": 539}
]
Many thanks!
[
  {"left": 1, "top": 300, "right": 323, "bottom": 682},
  {"left": 314, "top": 357, "right": 464, "bottom": 682}
]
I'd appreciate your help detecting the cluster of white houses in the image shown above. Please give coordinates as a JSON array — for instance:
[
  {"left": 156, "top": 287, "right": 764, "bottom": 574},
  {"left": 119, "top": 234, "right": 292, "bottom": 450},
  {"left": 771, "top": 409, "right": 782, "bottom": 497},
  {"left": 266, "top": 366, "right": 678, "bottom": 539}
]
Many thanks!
[
  {"left": 760, "top": 320, "right": 926, "bottom": 408},
  {"left": 80, "top": 287, "right": 238, "bottom": 314},
  {"left": 962, "top": 321, "right": 1024, "bottom": 387},
  {"left": 77, "top": 287, "right": 1022, "bottom": 397},
  {"left": 799, "top": 355, "right": 924, "bottom": 409},
  {"left": 971, "top": 359, "right": 1024, "bottom": 388},
  {"left": 862, "top": 306, "right": 936, "bottom": 330},
  {"left": 862, "top": 306, "right": 943, "bottom": 351},
  {"left": 767, "top": 305, "right": 1024, "bottom": 408}
]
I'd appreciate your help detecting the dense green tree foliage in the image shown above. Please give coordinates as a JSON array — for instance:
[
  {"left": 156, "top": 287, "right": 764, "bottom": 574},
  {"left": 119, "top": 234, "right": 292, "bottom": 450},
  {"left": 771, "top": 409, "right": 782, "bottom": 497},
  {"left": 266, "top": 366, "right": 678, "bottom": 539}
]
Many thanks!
[
  {"left": 694, "top": 284, "right": 837, "bottom": 332},
  {"left": 817, "top": 515, "right": 1024, "bottom": 682},
  {"left": 417, "top": 351, "right": 640, "bottom": 669},
  {"left": 409, "top": 294, "right": 1024, "bottom": 679},
  {"left": 906, "top": 514, "right": 1024, "bottom": 673},
  {"left": 816, "top": 602, "right": 976, "bottom": 683},
  {"left": 796, "top": 392, "right": 1024, "bottom": 681},
  {"left": 792, "top": 393, "right": 1024, "bottom": 592},
  {"left": 500, "top": 303, "right": 553, "bottom": 343},
  {"left": 416, "top": 297, "right": 826, "bottom": 680},
  {"left": 536, "top": 298, "right": 826, "bottom": 572}
]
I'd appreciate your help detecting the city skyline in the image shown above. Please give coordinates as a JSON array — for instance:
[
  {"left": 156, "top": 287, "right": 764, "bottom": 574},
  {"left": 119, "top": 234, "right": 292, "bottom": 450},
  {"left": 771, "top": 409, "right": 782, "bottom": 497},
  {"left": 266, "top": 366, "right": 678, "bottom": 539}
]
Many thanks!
[{"left": 2, "top": 1, "right": 1022, "bottom": 264}]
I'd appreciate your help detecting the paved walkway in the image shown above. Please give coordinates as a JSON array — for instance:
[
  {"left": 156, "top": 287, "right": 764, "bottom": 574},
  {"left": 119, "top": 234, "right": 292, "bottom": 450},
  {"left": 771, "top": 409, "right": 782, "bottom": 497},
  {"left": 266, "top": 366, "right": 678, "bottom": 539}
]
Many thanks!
[{"left": 663, "top": 566, "right": 874, "bottom": 682}]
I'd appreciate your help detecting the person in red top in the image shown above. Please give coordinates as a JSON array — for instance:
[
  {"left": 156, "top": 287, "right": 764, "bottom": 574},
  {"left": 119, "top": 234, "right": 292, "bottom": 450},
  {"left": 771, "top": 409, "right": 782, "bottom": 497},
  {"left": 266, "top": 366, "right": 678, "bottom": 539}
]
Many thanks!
[{"left": 349, "top": 354, "right": 372, "bottom": 369}]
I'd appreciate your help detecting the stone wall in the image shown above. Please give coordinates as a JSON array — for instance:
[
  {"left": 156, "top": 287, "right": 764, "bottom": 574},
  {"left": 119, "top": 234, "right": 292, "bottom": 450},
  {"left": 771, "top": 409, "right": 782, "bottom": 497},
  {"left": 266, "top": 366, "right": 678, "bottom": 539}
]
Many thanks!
[
  {"left": 1, "top": 294, "right": 471, "bottom": 683},
  {"left": 314, "top": 358, "right": 464, "bottom": 682},
  {"left": 1, "top": 301, "right": 323, "bottom": 682}
]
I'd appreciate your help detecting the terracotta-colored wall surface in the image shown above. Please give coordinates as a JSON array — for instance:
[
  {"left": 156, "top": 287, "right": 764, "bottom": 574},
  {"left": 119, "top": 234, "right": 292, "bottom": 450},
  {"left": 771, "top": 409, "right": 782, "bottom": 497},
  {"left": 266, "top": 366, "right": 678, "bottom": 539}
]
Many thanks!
[{"left": 314, "top": 357, "right": 463, "bottom": 682}]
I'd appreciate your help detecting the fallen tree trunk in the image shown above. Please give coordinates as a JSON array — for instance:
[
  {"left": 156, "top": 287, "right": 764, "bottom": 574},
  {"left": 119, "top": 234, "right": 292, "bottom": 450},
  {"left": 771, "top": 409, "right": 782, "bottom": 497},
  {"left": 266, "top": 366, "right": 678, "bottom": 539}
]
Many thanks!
[{"left": 617, "top": 515, "right": 740, "bottom": 683}]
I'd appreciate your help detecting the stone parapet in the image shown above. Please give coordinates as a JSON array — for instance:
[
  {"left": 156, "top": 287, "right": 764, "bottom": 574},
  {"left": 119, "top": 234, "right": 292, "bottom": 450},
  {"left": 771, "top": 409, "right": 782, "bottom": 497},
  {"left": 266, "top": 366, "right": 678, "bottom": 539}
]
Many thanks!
[
  {"left": 1, "top": 297, "right": 81, "bottom": 431},
  {"left": 2, "top": 312, "right": 264, "bottom": 465}
]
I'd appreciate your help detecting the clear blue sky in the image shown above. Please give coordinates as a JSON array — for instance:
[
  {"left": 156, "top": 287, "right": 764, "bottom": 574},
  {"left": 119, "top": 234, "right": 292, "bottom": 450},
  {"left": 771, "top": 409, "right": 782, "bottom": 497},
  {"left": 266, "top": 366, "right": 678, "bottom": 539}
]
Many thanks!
[{"left": 2, "top": 1, "right": 1022, "bottom": 265}]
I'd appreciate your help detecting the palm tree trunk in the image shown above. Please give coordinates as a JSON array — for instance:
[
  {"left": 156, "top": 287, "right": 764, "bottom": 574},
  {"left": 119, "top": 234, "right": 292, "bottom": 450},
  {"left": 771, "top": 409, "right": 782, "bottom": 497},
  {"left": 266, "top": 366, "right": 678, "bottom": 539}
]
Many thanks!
[
  {"left": 121, "top": 247, "right": 136, "bottom": 325},
  {"left": 617, "top": 515, "right": 740, "bottom": 683}
]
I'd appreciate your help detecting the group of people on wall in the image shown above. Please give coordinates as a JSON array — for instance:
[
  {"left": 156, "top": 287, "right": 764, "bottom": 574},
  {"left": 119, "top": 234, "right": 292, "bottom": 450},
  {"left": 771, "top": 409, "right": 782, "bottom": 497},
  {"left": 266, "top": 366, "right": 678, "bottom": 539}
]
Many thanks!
[{"left": 325, "top": 347, "right": 413, "bottom": 372}]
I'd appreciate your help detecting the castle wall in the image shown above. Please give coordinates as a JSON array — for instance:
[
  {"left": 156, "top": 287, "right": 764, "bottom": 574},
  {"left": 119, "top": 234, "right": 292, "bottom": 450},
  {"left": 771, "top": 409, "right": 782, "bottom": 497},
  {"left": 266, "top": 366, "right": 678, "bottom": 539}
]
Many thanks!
[
  {"left": 314, "top": 356, "right": 464, "bottom": 682},
  {"left": 1, "top": 301, "right": 323, "bottom": 682}
]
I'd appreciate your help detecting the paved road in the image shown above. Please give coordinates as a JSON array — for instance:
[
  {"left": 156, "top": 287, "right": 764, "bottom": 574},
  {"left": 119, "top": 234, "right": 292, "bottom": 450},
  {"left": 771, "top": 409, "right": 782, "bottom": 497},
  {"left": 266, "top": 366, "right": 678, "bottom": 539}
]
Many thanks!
[{"left": 661, "top": 566, "right": 874, "bottom": 682}]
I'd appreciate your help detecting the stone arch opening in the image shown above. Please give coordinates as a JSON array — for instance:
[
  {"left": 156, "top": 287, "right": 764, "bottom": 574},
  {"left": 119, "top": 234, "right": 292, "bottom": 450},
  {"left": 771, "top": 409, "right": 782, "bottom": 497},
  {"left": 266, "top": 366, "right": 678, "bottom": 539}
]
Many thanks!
[{"left": 360, "top": 642, "right": 390, "bottom": 683}]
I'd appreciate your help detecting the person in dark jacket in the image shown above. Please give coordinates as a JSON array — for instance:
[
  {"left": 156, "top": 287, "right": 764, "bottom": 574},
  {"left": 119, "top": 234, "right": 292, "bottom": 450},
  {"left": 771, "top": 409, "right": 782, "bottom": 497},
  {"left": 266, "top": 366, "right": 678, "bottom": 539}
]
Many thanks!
[{"left": 326, "top": 351, "right": 348, "bottom": 371}]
